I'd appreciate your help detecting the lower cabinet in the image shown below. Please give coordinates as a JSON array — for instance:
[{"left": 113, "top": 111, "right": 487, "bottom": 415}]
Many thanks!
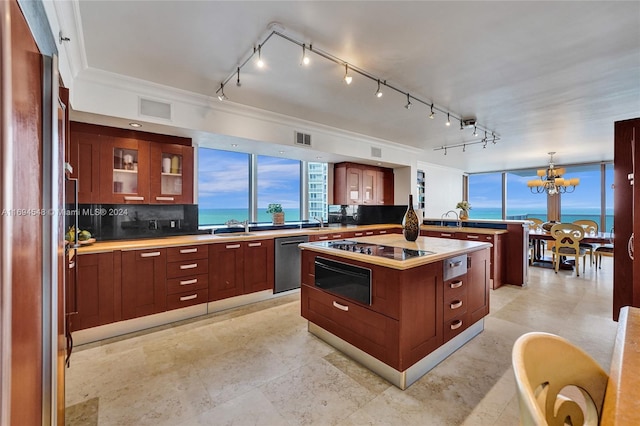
[
  {"left": 72, "top": 252, "right": 118, "bottom": 331},
  {"left": 467, "top": 248, "right": 490, "bottom": 323},
  {"left": 166, "top": 244, "right": 209, "bottom": 309},
  {"left": 209, "top": 239, "right": 274, "bottom": 300},
  {"left": 121, "top": 248, "right": 167, "bottom": 320}
]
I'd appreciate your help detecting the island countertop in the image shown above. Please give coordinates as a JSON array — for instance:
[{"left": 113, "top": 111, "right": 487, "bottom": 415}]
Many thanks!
[{"left": 299, "top": 234, "right": 492, "bottom": 270}]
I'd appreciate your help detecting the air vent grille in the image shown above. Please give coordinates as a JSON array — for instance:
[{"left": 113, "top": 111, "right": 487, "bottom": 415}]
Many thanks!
[
  {"left": 371, "top": 147, "right": 382, "bottom": 158},
  {"left": 294, "top": 131, "right": 311, "bottom": 147},
  {"left": 139, "top": 98, "right": 172, "bottom": 120}
]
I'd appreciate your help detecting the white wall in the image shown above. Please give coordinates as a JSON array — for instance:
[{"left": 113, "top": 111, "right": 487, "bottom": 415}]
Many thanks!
[{"left": 418, "top": 161, "right": 466, "bottom": 218}]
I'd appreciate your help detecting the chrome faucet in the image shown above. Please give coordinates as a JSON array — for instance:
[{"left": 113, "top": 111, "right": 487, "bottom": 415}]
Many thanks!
[
  {"left": 242, "top": 220, "right": 250, "bottom": 233},
  {"left": 442, "top": 210, "right": 461, "bottom": 228},
  {"left": 313, "top": 217, "right": 324, "bottom": 228}
]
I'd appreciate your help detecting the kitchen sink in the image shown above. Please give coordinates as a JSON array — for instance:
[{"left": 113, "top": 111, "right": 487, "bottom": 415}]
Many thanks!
[{"left": 213, "top": 232, "right": 255, "bottom": 237}]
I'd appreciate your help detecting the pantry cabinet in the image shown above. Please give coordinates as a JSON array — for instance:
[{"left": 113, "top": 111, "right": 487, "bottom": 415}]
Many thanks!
[{"left": 333, "top": 162, "right": 394, "bottom": 205}]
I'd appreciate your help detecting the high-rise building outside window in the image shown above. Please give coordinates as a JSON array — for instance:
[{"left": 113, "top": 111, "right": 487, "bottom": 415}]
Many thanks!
[{"left": 308, "top": 162, "right": 328, "bottom": 220}]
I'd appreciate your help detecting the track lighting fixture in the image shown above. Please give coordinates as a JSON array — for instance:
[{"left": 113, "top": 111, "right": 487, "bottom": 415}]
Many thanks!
[
  {"left": 217, "top": 83, "right": 228, "bottom": 101},
  {"left": 343, "top": 64, "right": 352, "bottom": 85},
  {"left": 444, "top": 147, "right": 447, "bottom": 155},
  {"left": 301, "top": 44, "right": 310, "bottom": 65},
  {"left": 256, "top": 45, "right": 264, "bottom": 68},
  {"left": 216, "top": 23, "right": 500, "bottom": 153},
  {"left": 375, "top": 80, "right": 383, "bottom": 98},
  {"left": 463, "top": 144, "right": 466, "bottom": 152}
]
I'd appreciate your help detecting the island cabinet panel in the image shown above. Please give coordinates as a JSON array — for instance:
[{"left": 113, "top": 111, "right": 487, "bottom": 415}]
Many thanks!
[
  {"left": 443, "top": 274, "right": 470, "bottom": 343},
  {"left": 302, "top": 284, "right": 400, "bottom": 368},
  {"left": 467, "top": 248, "right": 491, "bottom": 324},
  {"left": 166, "top": 245, "right": 209, "bottom": 310},
  {"left": 121, "top": 249, "right": 167, "bottom": 320},
  {"left": 243, "top": 240, "right": 275, "bottom": 294},
  {"left": 72, "top": 252, "right": 120, "bottom": 331},
  {"left": 460, "top": 232, "right": 504, "bottom": 289},
  {"left": 397, "top": 263, "right": 443, "bottom": 370},
  {"left": 209, "top": 242, "right": 244, "bottom": 300}
]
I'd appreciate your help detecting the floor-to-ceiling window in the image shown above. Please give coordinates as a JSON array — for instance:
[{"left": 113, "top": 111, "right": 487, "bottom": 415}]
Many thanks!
[
  {"left": 467, "top": 172, "right": 503, "bottom": 219},
  {"left": 558, "top": 164, "right": 603, "bottom": 229},
  {"left": 605, "top": 163, "right": 614, "bottom": 231},
  {"left": 506, "top": 170, "right": 547, "bottom": 221},
  {"left": 256, "top": 155, "right": 301, "bottom": 222}
]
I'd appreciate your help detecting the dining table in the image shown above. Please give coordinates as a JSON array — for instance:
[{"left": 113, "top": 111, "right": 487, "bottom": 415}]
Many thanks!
[{"left": 528, "top": 228, "right": 614, "bottom": 267}]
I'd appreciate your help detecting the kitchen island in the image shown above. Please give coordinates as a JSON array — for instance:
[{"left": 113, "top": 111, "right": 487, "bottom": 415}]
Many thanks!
[{"left": 299, "top": 234, "right": 491, "bottom": 389}]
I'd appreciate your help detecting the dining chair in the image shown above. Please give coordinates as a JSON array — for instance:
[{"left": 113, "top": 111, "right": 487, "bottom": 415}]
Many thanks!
[
  {"left": 528, "top": 218, "right": 545, "bottom": 265},
  {"left": 512, "top": 332, "right": 608, "bottom": 426},
  {"left": 550, "top": 223, "right": 587, "bottom": 276},
  {"left": 594, "top": 228, "right": 614, "bottom": 269},
  {"left": 573, "top": 219, "right": 599, "bottom": 265}
]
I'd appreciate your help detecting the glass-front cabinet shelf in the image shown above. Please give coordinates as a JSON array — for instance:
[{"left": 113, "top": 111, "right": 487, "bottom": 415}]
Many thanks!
[
  {"left": 113, "top": 148, "right": 139, "bottom": 194},
  {"left": 150, "top": 144, "right": 193, "bottom": 204},
  {"left": 100, "top": 138, "right": 150, "bottom": 203}
]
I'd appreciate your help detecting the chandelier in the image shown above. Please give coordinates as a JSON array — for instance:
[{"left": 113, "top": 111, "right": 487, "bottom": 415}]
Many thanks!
[{"left": 527, "top": 152, "right": 579, "bottom": 195}]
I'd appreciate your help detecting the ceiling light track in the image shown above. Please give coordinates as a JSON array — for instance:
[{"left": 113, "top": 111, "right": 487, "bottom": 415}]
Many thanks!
[
  {"left": 433, "top": 132, "right": 500, "bottom": 154},
  {"left": 215, "top": 24, "right": 499, "bottom": 144}
]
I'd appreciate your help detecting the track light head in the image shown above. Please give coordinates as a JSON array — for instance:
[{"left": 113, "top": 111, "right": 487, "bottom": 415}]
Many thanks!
[
  {"left": 446, "top": 113, "right": 451, "bottom": 126},
  {"left": 217, "top": 83, "right": 228, "bottom": 101},
  {"left": 460, "top": 120, "right": 464, "bottom": 130},
  {"left": 473, "top": 126, "right": 478, "bottom": 137},
  {"left": 375, "top": 79, "right": 383, "bottom": 98},
  {"left": 343, "top": 64, "right": 352, "bottom": 85},
  {"left": 256, "top": 45, "right": 264, "bottom": 68},
  {"left": 301, "top": 44, "right": 310, "bottom": 65},
  {"left": 236, "top": 67, "right": 241, "bottom": 87},
  {"left": 429, "top": 104, "right": 435, "bottom": 119},
  {"left": 405, "top": 93, "right": 412, "bottom": 109}
]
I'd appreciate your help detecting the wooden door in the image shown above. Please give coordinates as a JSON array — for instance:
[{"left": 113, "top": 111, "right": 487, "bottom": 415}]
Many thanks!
[
  {"left": 69, "top": 123, "right": 102, "bottom": 204},
  {"left": 243, "top": 240, "right": 274, "bottom": 294},
  {"left": 149, "top": 143, "right": 194, "bottom": 204},
  {"left": 99, "top": 136, "right": 150, "bottom": 203},
  {"left": 121, "top": 249, "right": 166, "bottom": 320},
  {"left": 466, "top": 248, "right": 490, "bottom": 324},
  {"left": 73, "top": 253, "right": 117, "bottom": 330},
  {"left": 209, "top": 242, "right": 244, "bottom": 300}
]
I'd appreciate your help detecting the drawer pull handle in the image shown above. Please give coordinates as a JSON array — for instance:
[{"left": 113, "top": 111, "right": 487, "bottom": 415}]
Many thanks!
[
  {"left": 318, "top": 236, "right": 328, "bottom": 240},
  {"left": 179, "top": 294, "right": 198, "bottom": 302},
  {"left": 379, "top": 230, "right": 387, "bottom": 234},
  {"left": 124, "top": 196, "right": 144, "bottom": 201},
  {"left": 332, "top": 301, "right": 349, "bottom": 312},
  {"left": 68, "top": 261, "right": 75, "bottom": 269},
  {"left": 333, "top": 234, "right": 342, "bottom": 238},
  {"left": 449, "top": 260, "right": 462, "bottom": 268},
  {"left": 450, "top": 280, "right": 463, "bottom": 289},
  {"left": 180, "top": 248, "right": 198, "bottom": 254},
  {"left": 365, "top": 232, "right": 374, "bottom": 235},
  {"left": 467, "top": 235, "right": 479, "bottom": 239},
  {"left": 180, "top": 263, "right": 198, "bottom": 270},
  {"left": 451, "top": 320, "right": 463, "bottom": 330},
  {"left": 140, "top": 251, "right": 161, "bottom": 258},
  {"left": 226, "top": 244, "right": 241, "bottom": 249},
  {"left": 248, "top": 242, "right": 262, "bottom": 247},
  {"left": 180, "top": 278, "right": 198, "bottom": 285},
  {"left": 450, "top": 300, "right": 463, "bottom": 309},
  {"left": 442, "top": 233, "right": 453, "bottom": 237},
  {"left": 354, "top": 233, "right": 363, "bottom": 236},
  {"left": 155, "top": 196, "right": 175, "bottom": 201}
]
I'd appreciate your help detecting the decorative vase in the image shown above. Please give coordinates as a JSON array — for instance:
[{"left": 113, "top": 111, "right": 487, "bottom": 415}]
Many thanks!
[
  {"left": 460, "top": 210, "right": 469, "bottom": 220},
  {"left": 272, "top": 212, "right": 285, "bottom": 225},
  {"left": 402, "top": 194, "right": 419, "bottom": 242}
]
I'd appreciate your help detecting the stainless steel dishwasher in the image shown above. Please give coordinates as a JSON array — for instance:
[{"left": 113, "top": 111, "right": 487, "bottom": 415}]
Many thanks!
[{"left": 274, "top": 235, "right": 309, "bottom": 293}]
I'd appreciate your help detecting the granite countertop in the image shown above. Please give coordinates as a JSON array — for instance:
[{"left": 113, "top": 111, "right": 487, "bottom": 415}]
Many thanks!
[
  {"left": 75, "top": 224, "right": 403, "bottom": 255},
  {"left": 421, "top": 225, "right": 508, "bottom": 235},
  {"left": 299, "top": 234, "right": 492, "bottom": 270}
]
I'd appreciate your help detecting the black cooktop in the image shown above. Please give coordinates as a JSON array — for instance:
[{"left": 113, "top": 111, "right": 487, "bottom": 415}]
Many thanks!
[{"left": 319, "top": 240, "right": 434, "bottom": 261}]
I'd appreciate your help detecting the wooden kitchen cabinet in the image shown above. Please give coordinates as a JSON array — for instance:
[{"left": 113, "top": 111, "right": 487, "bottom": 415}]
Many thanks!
[
  {"left": 100, "top": 136, "right": 151, "bottom": 204},
  {"left": 150, "top": 143, "right": 194, "bottom": 204},
  {"left": 72, "top": 252, "right": 119, "bottom": 331},
  {"left": 209, "top": 239, "right": 275, "bottom": 300},
  {"left": 166, "top": 245, "right": 208, "bottom": 310},
  {"left": 333, "top": 162, "right": 394, "bottom": 205},
  {"left": 466, "top": 248, "right": 490, "bottom": 324},
  {"left": 69, "top": 123, "right": 102, "bottom": 204},
  {"left": 121, "top": 248, "right": 167, "bottom": 320}
]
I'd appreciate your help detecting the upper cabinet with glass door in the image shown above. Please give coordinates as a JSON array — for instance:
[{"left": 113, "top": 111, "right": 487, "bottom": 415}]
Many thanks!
[
  {"left": 150, "top": 143, "right": 193, "bottom": 204},
  {"left": 100, "top": 137, "right": 150, "bottom": 204}
]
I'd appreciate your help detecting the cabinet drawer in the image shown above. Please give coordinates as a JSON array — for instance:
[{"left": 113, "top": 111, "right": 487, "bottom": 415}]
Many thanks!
[
  {"left": 166, "top": 288, "right": 208, "bottom": 311},
  {"left": 443, "top": 290, "right": 468, "bottom": 322},
  {"left": 167, "top": 245, "right": 208, "bottom": 262},
  {"left": 301, "top": 284, "right": 399, "bottom": 368},
  {"left": 167, "top": 273, "right": 208, "bottom": 295},
  {"left": 464, "top": 233, "right": 494, "bottom": 243},
  {"left": 443, "top": 276, "right": 466, "bottom": 298},
  {"left": 167, "top": 260, "right": 208, "bottom": 278},
  {"left": 443, "top": 312, "right": 470, "bottom": 343}
]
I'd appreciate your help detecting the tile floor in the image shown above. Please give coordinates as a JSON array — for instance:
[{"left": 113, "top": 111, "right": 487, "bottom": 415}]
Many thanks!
[{"left": 65, "top": 257, "right": 618, "bottom": 425}]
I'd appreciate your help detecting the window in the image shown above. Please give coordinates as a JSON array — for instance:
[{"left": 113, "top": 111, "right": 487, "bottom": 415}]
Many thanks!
[
  {"left": 197, "top": 148, "right": 329, "bottom": 226},
  {"left": 506, "top": 170, "right": 547, "bottom": 221},
  {"left": 468, "top": 173, "right": 503, "bottom": 219},
  {"left": 198, "top": 148, "right": 249, "bottom": 225},
  {"left": 559, "top": 164, "right": 602, "bottom": 229},
  {"left": 257, "top": 155, "right": 301, "bottom": 222},
  {"left": 605, "top": 164, "right": 614, "bottom": 231}
]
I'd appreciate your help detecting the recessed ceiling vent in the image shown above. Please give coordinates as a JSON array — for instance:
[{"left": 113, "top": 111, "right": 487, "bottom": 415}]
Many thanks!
[
  {"left": 139, "top": 98, "right": 172, "bottom": 120},
  {"left": 371, "top": 147, "right": 382, "bottom": 158},
  {"left": 294, "top": 131, "right": 311, "bottom": 147}
]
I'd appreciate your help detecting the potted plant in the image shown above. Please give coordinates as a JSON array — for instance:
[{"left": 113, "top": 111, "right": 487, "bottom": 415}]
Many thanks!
[
  {"left": 266, "top": 203, "right": 285, "bottom": 225},
  {"left": 456, "top": 200, "right": 471, "bottom": 220}
]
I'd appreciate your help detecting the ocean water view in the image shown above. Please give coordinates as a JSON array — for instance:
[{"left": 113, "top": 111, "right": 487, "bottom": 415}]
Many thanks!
[{"left": 199, "top": 208, "right": 301, "bottom": 226}]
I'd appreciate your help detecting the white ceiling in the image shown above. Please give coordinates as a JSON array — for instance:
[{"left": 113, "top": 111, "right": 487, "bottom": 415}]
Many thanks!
[{"left": 67, "top": 1, "right": 640, "bottom": 173}]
